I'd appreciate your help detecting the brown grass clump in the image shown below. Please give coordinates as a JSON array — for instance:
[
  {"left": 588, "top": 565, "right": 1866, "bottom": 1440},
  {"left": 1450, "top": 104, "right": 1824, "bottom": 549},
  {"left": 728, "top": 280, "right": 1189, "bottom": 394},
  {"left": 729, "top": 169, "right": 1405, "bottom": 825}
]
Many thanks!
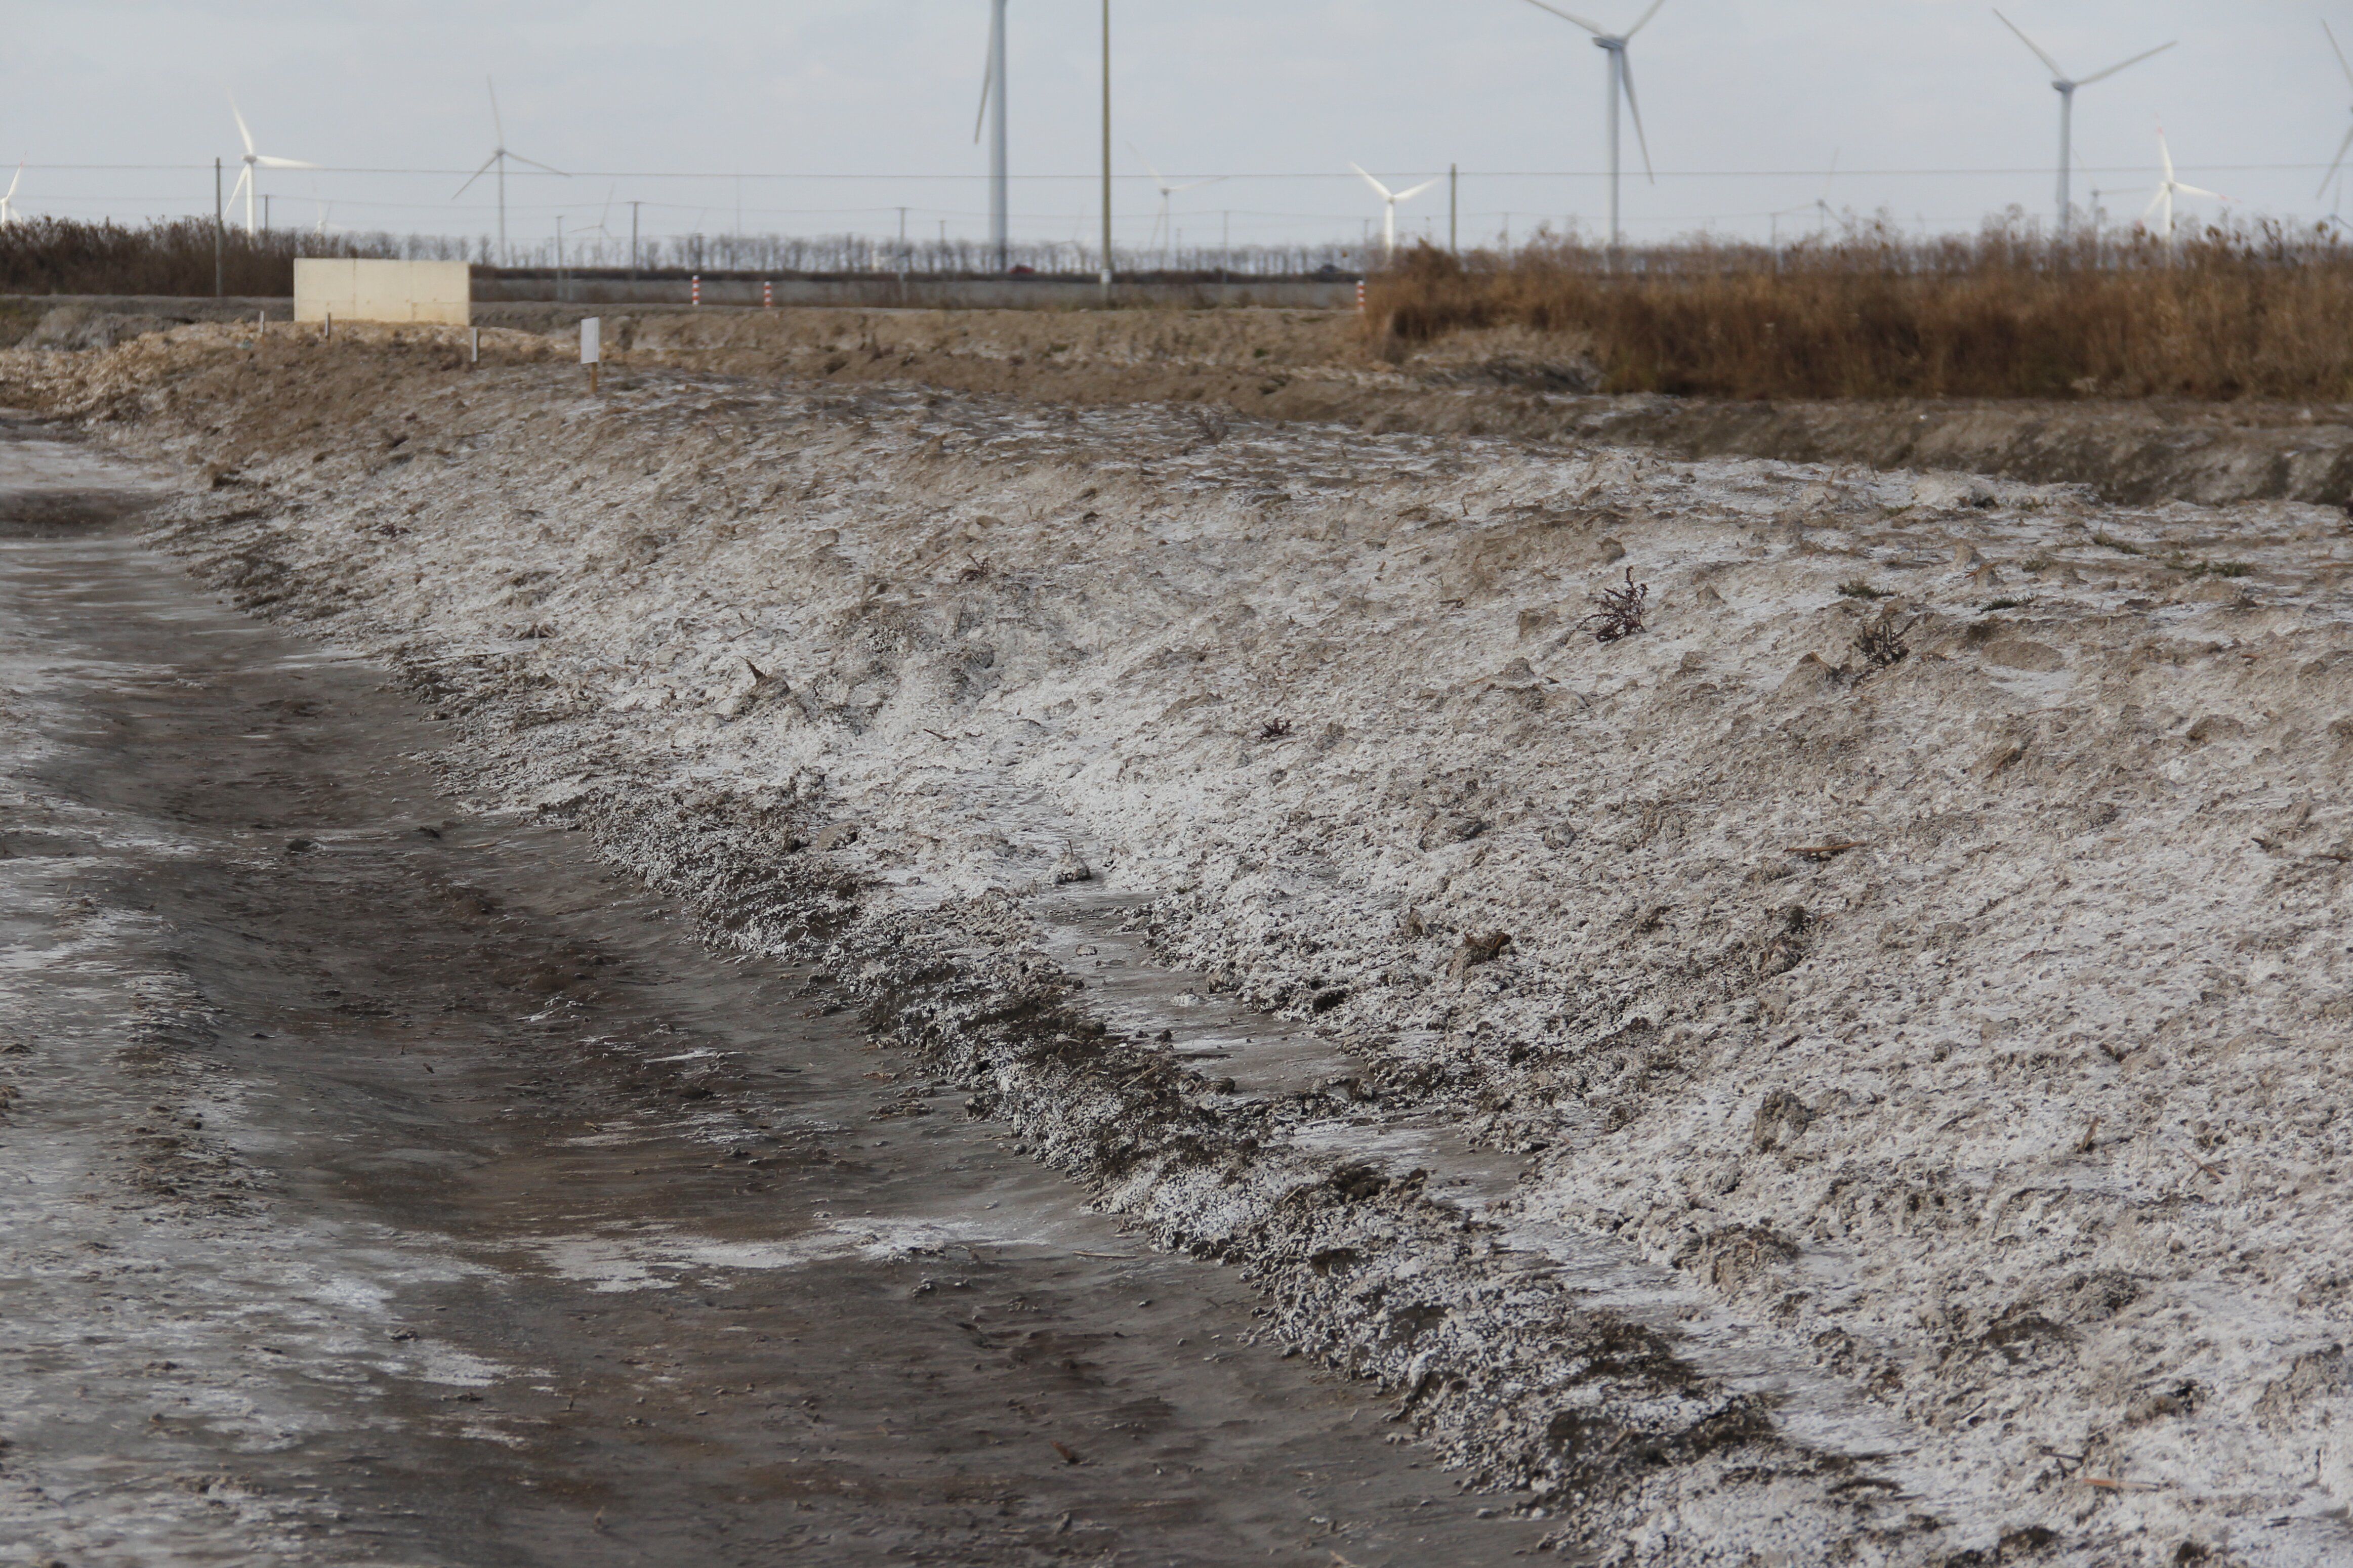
[{"left": 1367, "top": 220, "right": 2353, "bottom": 401}]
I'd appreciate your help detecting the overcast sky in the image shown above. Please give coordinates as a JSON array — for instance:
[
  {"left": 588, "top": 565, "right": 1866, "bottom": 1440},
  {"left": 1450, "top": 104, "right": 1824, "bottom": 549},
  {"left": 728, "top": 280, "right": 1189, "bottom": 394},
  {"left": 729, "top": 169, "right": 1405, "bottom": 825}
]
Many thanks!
[{"left": 8, "top": 1, "right": 2348, "bottom": 255}]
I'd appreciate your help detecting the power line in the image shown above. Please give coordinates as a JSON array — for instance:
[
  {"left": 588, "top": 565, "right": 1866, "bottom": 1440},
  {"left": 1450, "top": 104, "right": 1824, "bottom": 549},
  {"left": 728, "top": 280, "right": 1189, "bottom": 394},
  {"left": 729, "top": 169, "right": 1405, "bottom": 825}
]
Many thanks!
[{"left": 11, "top": 161, "right": 2344, "bottom": 180}]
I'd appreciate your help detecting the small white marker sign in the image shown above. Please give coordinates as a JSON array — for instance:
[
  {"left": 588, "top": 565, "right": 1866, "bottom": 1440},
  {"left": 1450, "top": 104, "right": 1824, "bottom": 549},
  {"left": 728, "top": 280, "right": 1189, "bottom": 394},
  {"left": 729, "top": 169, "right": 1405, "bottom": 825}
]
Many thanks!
[{"left": 580, "top": 317, "right": 602, "bottom": 364}]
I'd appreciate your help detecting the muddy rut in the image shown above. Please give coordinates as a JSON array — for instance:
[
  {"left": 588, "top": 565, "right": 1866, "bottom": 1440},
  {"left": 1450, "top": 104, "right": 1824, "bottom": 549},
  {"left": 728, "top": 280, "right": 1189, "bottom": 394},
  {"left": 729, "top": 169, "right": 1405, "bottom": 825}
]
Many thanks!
[{"left": 0, "top": 426, "right": 1542, "bottom": 1565}]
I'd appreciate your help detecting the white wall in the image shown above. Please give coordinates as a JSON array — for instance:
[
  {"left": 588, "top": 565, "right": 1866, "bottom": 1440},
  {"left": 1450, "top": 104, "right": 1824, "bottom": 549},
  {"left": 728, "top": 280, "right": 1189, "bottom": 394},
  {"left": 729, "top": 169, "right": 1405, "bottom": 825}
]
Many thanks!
[{"left": 293, "top": 260, "right": 471, "bottom": 326}]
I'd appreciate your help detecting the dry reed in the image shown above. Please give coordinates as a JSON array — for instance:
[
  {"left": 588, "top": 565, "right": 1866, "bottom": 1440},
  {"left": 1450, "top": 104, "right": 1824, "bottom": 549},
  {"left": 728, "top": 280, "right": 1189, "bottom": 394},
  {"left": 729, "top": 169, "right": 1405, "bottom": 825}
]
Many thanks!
[{"left": 1368, "top": 220, "right": 2353, "bottom": 400}]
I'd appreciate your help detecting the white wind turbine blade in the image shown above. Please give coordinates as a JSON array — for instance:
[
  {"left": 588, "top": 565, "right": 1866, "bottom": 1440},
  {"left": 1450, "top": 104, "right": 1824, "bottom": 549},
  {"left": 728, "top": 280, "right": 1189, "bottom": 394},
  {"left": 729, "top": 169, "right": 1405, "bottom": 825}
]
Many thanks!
[
  {"left": 5, "top": 162, "right": 20, "bottom": 202},
  {"left": 2173, "top": 182, "right": 2224, "bottom": 201},
  {"left": 2157, "top": 127, "right": 2175, "bottom": 184},
  {"left": 254, "top": 155, "right": 319, "bottom": 169},
  {"left": 1992, "top": 10, "right": 2067, "bottom": 80},
  {"left": 505, "top": 152, "right": 567, "bottom": 176},
  {"left": 1619, "top": 52, "right": 1656, "bottom": 181},
  {"left": 1519, "top": 0, "right": 1607, "bottom": 36},
  {"left": 2328, "top": 19, "right": 2353, "bottom": 90},
  {"left": 228, "top": 93, "right": 258, "bottom": 157},
  {"left": 1170, "top": 177, "right": 1224, "bottom": 193},
  {"left": 1127, "top": 143, "right": 1167, "bottom": 188},
  {"left": 1621, "top": 0, "right": 1669, "bottom": 40},
  {"left": 973, "top": 4, "right": 1001, "bottom": 142},
  {"left": 2321, "top": 122, "right": 2353, "bottom": 199},
  {"left": 487, "top": 77, "right": 506, "bottom": 150},
  {"left": 2076, "top": 39, "right": 2174, "bottom": 87},
  {"left": 1393, "top": 179, "right": 1439, "bottom": 202},
  {"left": 452, "top": 152, "right": 499, "bottom": 199},
  {"left": 229, "top": 163, "right": 253, "bottom": 209},
  {"left": 1351, "top": 162, "right": 1395, "bottom": 202}
]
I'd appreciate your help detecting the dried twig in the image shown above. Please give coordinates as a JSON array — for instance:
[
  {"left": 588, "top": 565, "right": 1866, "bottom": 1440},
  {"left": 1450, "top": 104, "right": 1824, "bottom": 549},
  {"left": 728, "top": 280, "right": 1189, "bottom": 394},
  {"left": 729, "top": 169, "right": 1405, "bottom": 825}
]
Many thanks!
[
  {"left": 1258, "top": 718, "right": 1293, "bottom": 740},
  {"left": 1788, "top": 841, "right": 1867, "bottom": 858}
]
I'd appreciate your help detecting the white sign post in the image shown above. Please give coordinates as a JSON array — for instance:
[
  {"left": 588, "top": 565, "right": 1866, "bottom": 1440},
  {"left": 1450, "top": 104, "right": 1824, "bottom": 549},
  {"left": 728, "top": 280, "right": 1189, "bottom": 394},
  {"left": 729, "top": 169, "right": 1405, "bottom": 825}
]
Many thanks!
[{"left": 581, "top": 316, "right": 601, "bottom": 395}]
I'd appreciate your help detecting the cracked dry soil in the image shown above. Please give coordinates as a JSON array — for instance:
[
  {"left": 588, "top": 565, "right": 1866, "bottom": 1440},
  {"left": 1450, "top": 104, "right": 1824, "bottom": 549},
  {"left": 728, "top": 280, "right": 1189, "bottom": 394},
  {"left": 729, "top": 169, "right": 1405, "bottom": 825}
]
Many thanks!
[{"left": 0, "top": 431, "right": 1544, "bottom": 1565}]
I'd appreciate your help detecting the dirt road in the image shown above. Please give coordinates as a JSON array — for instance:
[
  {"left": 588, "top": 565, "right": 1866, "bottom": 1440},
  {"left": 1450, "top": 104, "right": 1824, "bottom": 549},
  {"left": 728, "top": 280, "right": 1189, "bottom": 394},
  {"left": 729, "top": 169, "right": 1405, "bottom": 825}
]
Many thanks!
[{"left": 0, "top": 423, "right": 1544, "bottom": 1565}]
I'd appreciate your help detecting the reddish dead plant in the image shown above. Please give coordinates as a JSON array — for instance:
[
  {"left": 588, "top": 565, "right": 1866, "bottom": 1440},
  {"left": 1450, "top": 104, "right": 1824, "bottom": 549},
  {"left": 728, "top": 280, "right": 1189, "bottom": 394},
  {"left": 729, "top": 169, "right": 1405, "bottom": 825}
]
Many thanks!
[{"left": 1580, "top": 567, "right": 1650, "bottom": 644}]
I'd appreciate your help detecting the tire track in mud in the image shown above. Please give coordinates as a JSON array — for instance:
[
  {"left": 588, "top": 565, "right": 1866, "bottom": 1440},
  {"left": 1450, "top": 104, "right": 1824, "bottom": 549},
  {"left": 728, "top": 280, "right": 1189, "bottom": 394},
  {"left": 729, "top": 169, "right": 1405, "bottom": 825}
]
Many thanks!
[{"left": 0, "top": 426, "right": 1546, "bottom": 1566}]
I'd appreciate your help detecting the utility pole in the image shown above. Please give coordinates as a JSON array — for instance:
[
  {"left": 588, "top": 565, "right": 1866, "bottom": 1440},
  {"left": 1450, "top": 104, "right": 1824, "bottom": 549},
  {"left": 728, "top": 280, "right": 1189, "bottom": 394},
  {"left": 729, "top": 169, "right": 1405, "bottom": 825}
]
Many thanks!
[
  {"left": 213, "top": 158, "right": 224, "bottom": 298},
  {"left": 1099, "top": 0, "right": 1113, "bottom": 296},
  {"left": 263, "top": 194, "right": 271, "bottom": 234},
  {"left": 1449, "top": 163, "right": 1458, "bottom": 254}
]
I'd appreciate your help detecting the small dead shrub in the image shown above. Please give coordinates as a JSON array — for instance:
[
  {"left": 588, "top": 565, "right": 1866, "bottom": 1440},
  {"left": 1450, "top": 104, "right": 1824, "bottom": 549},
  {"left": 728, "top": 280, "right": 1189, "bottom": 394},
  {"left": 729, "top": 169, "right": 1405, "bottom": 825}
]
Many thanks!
[
  {"left": 1580, "top": 567, "right": 1649, "bottom": 644},
  {"left": 1852, "top": 608, "right": 1910, "bottom": 668},
  {"left": 1836, "top": 579, "right": 1885, "bottom": 600}
]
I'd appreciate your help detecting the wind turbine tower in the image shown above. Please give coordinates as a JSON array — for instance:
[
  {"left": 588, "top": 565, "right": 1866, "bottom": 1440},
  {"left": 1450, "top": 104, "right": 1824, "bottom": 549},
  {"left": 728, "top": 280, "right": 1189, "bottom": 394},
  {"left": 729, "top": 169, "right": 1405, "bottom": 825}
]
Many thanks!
[
  {"left": 974, "top": 0, "right": 1011, "bottom": 272},
  {"left": 1517, "top": 0, "right": 1666, "bottom": 251},
  {"left": 1993, "top": 11, "right": 2174, "bottom": 232},
  {"left": 0, "top": 163, "right": 22, "bottom": 227},
  {"left": 455, "top": 78, "right": 567, "bottom": 265}
]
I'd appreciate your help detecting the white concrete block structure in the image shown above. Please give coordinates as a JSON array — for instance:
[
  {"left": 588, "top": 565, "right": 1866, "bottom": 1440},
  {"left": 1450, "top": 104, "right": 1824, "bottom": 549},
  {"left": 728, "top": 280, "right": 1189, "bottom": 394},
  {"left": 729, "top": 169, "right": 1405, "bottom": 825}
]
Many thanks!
[{"left": 293, "top": 260, "right": 472, "bottom": 325}]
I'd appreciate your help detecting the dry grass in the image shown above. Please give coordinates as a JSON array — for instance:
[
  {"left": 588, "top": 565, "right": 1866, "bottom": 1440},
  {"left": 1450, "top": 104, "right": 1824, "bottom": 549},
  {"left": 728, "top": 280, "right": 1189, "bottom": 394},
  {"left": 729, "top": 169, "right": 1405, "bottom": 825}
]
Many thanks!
[{"left": 1368, "top": 221, "right": 2353, "bottom": 400}]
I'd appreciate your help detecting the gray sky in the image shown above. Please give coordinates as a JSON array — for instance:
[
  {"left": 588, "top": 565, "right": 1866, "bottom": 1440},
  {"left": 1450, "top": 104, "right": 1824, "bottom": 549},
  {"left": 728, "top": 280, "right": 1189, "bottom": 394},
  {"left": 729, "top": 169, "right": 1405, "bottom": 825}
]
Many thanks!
[{"left": 7, "top": 2, "right": 2346, "bottom": 254}]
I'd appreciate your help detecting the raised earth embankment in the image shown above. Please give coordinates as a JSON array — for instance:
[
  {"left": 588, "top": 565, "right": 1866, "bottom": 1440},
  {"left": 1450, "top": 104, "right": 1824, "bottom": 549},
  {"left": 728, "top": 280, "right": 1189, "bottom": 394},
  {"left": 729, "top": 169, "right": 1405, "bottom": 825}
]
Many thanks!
[{"left": 7, "top": 321, "right": 2353, "bottom": 1564}]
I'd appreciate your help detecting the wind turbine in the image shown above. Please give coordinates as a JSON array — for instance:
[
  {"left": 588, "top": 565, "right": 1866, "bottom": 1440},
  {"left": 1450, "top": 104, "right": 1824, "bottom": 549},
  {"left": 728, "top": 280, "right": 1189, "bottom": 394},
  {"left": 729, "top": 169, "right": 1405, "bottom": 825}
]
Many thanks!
[
  {"left": 454, "top": 77, "right": 566, "bottom": 265},
  {"left": 1131, "top": 145, "right": 1222, "bottom": 267},
  {"left": 1993, "top": 10, "right": 2175, "bottom": 233},
  {"left": 972, "top": 0, "right": 1010, "bottom": 273},
  {"left": 2318, "top": 21, "right": 2353, "bottom": 208},
  {"left": 0, "top": 163, "right": 21, "bottom": 227},
  {"left": 2142, "top": 125, "right": 2224, "bottom": 240},
  {"left": 1350, "top": 164, "right": 1438, "bottom": 260},
  {"left": 227, "top": 94, "right": 318, "bottom": 237},
  {"left": 1517, "top": 0, "right": 1665, "bottom": 251}
]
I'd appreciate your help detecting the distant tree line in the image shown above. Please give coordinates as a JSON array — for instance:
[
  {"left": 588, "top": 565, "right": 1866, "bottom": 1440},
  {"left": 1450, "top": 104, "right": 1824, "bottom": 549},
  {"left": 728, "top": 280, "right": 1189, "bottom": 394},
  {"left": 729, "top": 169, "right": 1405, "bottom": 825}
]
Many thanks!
[{"left": 0, "top": 217, "right": 1365, "bottom": 295}]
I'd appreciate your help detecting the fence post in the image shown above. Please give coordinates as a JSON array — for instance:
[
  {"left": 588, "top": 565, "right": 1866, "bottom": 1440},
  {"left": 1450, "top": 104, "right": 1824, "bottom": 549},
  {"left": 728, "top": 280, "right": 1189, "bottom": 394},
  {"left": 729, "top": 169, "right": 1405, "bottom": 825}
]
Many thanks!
[
  {"left": 691, "top": 274, "right": 701, "bottom": 308},
  {"left": 763, "top": 279, "right": 773, "bottom": 309},
  {"left": 1355, "top": 280, "right": 1366, "bottom": 314}
]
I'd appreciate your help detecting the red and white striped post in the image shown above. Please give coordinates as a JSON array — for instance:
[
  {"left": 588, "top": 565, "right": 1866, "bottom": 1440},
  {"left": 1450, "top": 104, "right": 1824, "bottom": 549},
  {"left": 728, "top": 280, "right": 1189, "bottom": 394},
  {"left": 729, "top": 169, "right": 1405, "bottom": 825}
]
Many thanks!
[
  {"left": 691, "top": 274, "right": 701, "bottom": 308},
  {"left": 762, "top": 279, "right": 774, "bottom": 309},
  {"left": 1355, "top": 280, "right": 1366, "bottom": 313}
]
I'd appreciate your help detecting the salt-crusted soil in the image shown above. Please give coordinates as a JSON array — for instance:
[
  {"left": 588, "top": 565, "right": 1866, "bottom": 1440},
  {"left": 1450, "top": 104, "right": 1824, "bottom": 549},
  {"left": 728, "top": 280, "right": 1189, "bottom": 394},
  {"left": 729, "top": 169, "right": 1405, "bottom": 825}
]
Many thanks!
[{"left": 8, "top": 322, "right": 2353, "bottom": 1565}]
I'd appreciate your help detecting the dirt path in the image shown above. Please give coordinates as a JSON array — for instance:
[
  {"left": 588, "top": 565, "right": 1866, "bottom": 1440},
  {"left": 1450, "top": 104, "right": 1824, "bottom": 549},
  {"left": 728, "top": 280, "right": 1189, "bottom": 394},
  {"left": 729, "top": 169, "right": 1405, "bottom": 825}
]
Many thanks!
[{"left": 0, "top": 426, "right": 1546, "bottom": 1566}]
